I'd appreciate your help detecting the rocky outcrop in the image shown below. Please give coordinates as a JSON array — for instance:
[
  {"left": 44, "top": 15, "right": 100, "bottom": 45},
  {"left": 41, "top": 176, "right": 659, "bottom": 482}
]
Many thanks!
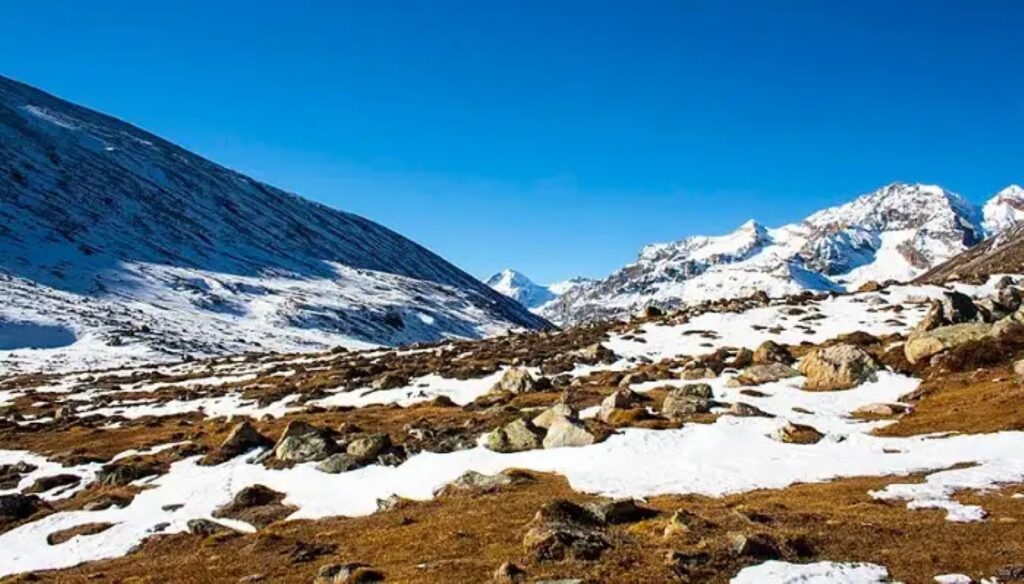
[
  {"left": 272, "top": 421, "right": 338, "bottom": 463},
  {"left": 904, "top": 323, "right": 994, "bottom": 364},
  {"left": 661, "top": 384, "right": 714, "bottom": 419},
  {"left": 485, "top": 419, "right": 545, "bottom": 453},
  {"left": 523, "top": 500, "right": 610, "bottom": 561}
]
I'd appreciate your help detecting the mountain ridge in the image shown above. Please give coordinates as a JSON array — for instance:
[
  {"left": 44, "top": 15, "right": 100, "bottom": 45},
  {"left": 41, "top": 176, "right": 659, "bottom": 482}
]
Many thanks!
[{"left": 0, "top": 75, "right": 548, "bottom": 373}]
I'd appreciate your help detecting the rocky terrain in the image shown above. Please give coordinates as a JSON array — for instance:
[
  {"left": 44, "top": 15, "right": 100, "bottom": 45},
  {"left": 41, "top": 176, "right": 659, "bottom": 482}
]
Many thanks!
[
  {"left": 3, "top": 268, "right": 1024, "bottom": 582},
  {"left": 541, "top": 183, "right": 1024, "bottom": 326},
  {"left": 0, "top": 76, "right": 547, "bottom": 374}
]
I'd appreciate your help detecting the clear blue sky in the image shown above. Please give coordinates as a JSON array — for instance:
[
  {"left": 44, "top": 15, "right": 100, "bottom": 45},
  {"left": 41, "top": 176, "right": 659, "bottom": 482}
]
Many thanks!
[{"left": 2, "top": 1, "right": 1021, "bottom": 284}]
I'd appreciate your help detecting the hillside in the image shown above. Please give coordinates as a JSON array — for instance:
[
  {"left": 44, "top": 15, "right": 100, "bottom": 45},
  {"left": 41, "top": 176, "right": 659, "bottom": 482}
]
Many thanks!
[{"left": 0, "top": 76, "right": 547, "bottom": 373}]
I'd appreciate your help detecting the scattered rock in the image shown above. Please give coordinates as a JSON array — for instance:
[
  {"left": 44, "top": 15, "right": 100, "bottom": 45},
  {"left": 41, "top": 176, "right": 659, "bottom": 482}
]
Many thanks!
[
  {"left": 95, "top": 461, "right": 161, "bottom": 487},
  {"left": 434, "top": 469, "right": 534, "bottom": 496},
  {"left": 24, "top": 474, "right": 80, "bottom": 494},
  {"left": 493, "top": 368, "right": 539, "bottom": 394},
  {"left": 346, "top": 433, "right": 392, "bottom": 463},
  {"left": 585, "top": 498, "right": 656, "bottom": 524},
  {"left": 661, "top": 384, "right": 713, "bottom": 419},
  {"left": 273, "top": 421, "right": 338, "bottom": 462},
  {"left": 532, "top": 403, "right": 578, "bottom": 429},
  {"left": 852, "top": 403, "right": 910, "bottom": 417},
  {"left": 775, "top": 422, "right": 825, "bottom": 444},
  {"left": 752, "top": 340, "right": 795, "bottom": 365},
  {"left": 523, "top": 500, "right": 610, "bottom": 562},
  {"left": 316, "top": 453, "right": 361, "bottom": 474},
  {"left": 543, "top": 416, "right": 597, "bottom": 449},
  {"left": 187, "top": 518, "right": 238, "bottom": 536},
  {"left": 485, "top": 418, "right": 545, "bottom": 453},
  {"left": 729, "top": 532, "right": 782, "bottom": 559},
  {"left": 493, "top": 561, "right": 527, "bottom": 583},
  {"left": 314, "top": 562, "right": 385, "bottom": 583},
  {"left": 798, "top": 344, "right": 879, "bottom": 390},
  {"left": 599, "top": 388, "right": 641, "bottom": 422},
  {"left": 725, "top": 402, "right": 773, "bottom": 418},
  {"left": 203, "top": 421, "right": 272, "bottom": 465},
  {"left": 728, "top": 363, "right": 798, "bottom": 387},
  {"left": 0, "top": 493, "right": 44, "bottom": 523}
]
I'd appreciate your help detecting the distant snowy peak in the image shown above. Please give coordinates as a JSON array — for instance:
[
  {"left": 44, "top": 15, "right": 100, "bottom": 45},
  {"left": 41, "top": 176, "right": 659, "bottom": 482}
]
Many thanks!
[
  {"left": 486, "top": 269, "right": 596, "bottom": 311},
  {"left": 541, "top": 182, "right": 987, "bottom": 325},
  {"left": 485, "top": 269, "right": 555, "bottom": 309},
  {"left": 982, "top": 185, "right": 1024, "bottom": 236}
]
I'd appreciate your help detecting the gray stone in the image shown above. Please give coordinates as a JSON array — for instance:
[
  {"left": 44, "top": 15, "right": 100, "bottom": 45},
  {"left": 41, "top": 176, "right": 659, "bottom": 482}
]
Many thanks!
[
  {"left": 543, "top": 416, "right": 597, "bottom": 449},
  {"left": 485, "top": 418, "right": 545, "bottom": 453}
]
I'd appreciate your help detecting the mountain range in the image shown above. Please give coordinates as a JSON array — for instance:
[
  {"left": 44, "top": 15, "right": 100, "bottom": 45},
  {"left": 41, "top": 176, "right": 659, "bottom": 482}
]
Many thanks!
[
  {"left": 491, "top": 183, "right": 1024, "bottom": 325},
  {"left": 0, "top": 75, "right": 547, "bottom": 372}
]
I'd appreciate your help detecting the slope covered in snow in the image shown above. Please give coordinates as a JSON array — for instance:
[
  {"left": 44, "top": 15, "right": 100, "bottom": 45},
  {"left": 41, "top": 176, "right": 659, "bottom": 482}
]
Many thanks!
[
  {"left": 542, "top": 183, "right": 987, "bottom": 325},
  {"left": 0, "top": 76, "right": 547, "bottom": 373}
]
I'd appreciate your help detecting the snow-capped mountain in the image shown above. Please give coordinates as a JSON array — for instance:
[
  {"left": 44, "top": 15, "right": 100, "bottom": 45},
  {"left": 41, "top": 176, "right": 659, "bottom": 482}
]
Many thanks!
[
  {"left": 542, "top": 183, "right": 988, "bottom": 325},
  {"left": 982, "top": 185, "right": 1024, "bottom": 236},
  {"left": 0, "top": 75, "right": 547, "bottom": 373},
  {"left": 485, "top": 269, "right": 595, "bottom": 311},
  {"left": 485, "top": 269, "right": 555, "bottom": 309}
]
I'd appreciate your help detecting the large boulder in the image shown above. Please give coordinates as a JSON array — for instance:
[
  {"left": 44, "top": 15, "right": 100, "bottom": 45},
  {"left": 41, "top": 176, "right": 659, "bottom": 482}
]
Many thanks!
[
  {"left": 797, "top": 344, "right": 879, "bottom": 391},
  {"left": 346, "top": 433, "right": 392, "bottom": 463},
  {"left": 904, "top": 323, "right": 994, "bottom": 364},
  {"left": 915, "top": 291, "right": 988, "bottom": 333},
  {"left": 727, "top": 363, "right": 798, "bottom": 387},
  {"left": 485, "top": 419, "right": 545, "bottom": 453},
  {"left": 0, "top": 493, "right": 44, "bottom": 524},
  {"left": 661, "top": 384, "right": 713, "bottom": 419},
  {"left": 493, "top": 368, "right": 539, "bottom": 394},
  {"left": 543, "top": 416, "right": 597, "bottom": 449},
  {"left": 273, "top": 421, "right": 338, "bottom": 463}
]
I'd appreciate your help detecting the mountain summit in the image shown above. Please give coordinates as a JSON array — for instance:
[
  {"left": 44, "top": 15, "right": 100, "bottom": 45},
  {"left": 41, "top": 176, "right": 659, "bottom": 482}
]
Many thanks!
[
  {"left": 0, "top": 76, "right": 547, "bottom": 372},
  {"left": 542, "top": 183, "right": 989, "bottom": 325}
]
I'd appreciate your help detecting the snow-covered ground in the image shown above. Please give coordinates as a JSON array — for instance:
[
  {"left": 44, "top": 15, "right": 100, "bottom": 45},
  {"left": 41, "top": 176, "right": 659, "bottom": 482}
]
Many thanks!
[{"left": 3, "top": 282, "right": 1024, "bottom": 578}]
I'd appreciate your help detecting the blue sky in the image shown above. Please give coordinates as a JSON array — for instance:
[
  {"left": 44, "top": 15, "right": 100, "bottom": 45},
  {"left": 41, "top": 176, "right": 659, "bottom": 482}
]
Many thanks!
[{"left": 2, "top": 1, "right": 1021, "bottom": 284}]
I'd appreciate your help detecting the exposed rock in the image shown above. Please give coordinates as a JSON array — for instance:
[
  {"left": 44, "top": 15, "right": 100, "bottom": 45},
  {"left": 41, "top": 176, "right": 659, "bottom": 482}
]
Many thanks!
[
  {"left": 24, "top": 474, "right": 80, "bottom": 494},
  {"left": 798, "top": 344, "right": 879, "bottom": 390},
  {"left": 187, "top": 518, "right": 238, "bottom": 536},
  {"left": 0, "top": 493, "right": 44, "bottom": 523},
  {"left": 314, "top": 562, "right": 385, "bottom": 583},
  {"left": 679, "top": 367, "right": 716, "bottom": 380},
  {"left": 493, "top": 368, "right": 539, "bottom": 394},
  {"left": 904, "top": 323, "right": 993, "bottom": 364},
  {"left": 273, "top": 421, "right": 338, "bottom": 463},
  {"left": 523, "top": 499, "right": 610, "bottom": 561},
  {"left": 493, "top": 562, "right": 527, "bottom": 583},
  {"left": 543, "top": 416, "right": 597, "bottom": 449},
  {"left": 585, "top": 498, "right": 656, "bottom": 524},
  {"left": 371, "top": 372, "right": 408, "bottom": 390},
  {"left": 203, "top": 421, "right": 272, "bottom": 465},
  {"left": 728, "top": 363, "right": 798, "bottom": 387},
  {"left": 661, "top": 384, "right": 713, "bottom": 419},
  {"left": 95, "top": 461, "right": 161, "bottom": 486},
  {"left": 485, "top": 418, "right": 545, "bottom": 453},
  {"left": 852, "top": 403, "right": 911, "bottom": 417},
  {"left": 45, "top": 522, "right": 114, "bottom": 545},
  {"left": 213, "top": 484, "right": 295, "bottom": 529},
  {"left": 752, "top": 340, "right": 795, "bottom": 365},
  {"left": 775, "top": 422, "right": 825, "bottom": 444},
  {"left": 434, "top": 469, "right": 535, "bottom": 496},
  {"left": 728, "top": 532, "right": 782, "bottom": 559},
  {"left": 915, "top": 291, "right": 988, "bottom": 333},
  {"left": 316, "top": 453, "right": 361, "bottom": 474},
  {"left": 663, "top": 509, "right": 715, "bottom": 539},
  {"left": 599, "top": 388, "right": 641, "bottom": 422},
  {"left": 725, "top": 402, "right": 773, "bottom": 418},
  {"left": 532, "top": 403, "right": 578, "bottom": 429},
  {"left": 575, "top": 343, "right": 617, "bottom": 365},
  {"left": 346, "top": 433, "right": 392, "bottom": 463},
  {"left": 857, "top": 281, "right": 883, "bottom": 293}
]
